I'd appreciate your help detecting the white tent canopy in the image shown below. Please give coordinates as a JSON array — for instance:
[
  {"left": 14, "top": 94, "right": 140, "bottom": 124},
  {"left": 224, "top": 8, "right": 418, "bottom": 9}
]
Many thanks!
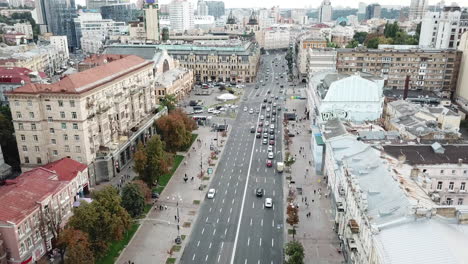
[{"left": 217, "top": 93, "right": 238, "bottom": 101}]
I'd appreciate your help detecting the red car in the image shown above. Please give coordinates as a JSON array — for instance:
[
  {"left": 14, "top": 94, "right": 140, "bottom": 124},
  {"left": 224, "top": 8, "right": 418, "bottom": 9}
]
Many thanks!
[
  {"left": 269, "top": 140, "right": 275, "bottom": 145},
  {"left": 257, "top": 127, "right": 263, "bottom": 133},
  {"left": 266, "top": 159, "right": 273, "bottom": 167}
]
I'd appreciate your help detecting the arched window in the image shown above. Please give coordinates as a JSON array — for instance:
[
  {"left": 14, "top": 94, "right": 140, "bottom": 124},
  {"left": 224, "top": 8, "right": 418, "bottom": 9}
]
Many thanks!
[{"left": 163, "top": 59, "right": 170, "bottom": 73}]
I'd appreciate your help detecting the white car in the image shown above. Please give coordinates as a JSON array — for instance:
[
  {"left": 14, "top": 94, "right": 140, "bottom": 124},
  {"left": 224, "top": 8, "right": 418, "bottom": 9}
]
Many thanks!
[
  {"left": 207, "top": 188, "right": 216, "bottom": 199},
  {"left": 270, "top": 124, "right": 275, "bottom": 129},
  {"left": 266, "top": 107, "right": 271, "bottom": 112},
  {"left": 268, "top": 152, "right": 274, "bottom": 159},
  {"left": 249, "top": 109, "right": 254, "bottom": 114},
  {"left": 207, "top": 108, "right": 215, "bottom": 113},
  {"left": 244, "top": 107, "right": 248, "bottom": 112},
  {"left": 265, "top": 198, "right": 273, "bottom": 208},
  {"left": 268, "top": 145, "right": 273, "bottom": 152},
  {"left": 260, "top": 115, "right": 265, "bottom": 120},
  {"left": 194, "top": 109, "right": 203, "bottom": 114},
  {"left": 265, "top": 121, "right": 270, "bottom": 126},
  {"left": 212, "top": 110, "right": 221, "bottom": 115}
]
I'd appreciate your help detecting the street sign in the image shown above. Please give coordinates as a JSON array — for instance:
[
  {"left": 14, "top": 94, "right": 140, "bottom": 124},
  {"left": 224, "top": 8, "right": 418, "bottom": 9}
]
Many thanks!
[{"left": 207, "top": 168, "right": 213, "bottom": 174}]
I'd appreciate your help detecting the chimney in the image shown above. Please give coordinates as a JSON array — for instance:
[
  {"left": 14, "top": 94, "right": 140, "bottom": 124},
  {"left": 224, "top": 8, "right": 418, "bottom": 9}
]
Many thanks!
[{"left": 403, "top": 75, "right": 410, "bottom": 100}]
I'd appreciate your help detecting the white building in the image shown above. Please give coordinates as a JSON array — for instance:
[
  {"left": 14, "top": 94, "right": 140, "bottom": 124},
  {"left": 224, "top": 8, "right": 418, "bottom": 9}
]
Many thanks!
[
  {"left": 193, "top": 15, "right": 215, "bottom": 30},
  {"left": 13, "top": 23, "right": 33, "bottom": 40},
  {"left": 419, "top": 6, "right": 468, "bottom": 49},
  {"left": 456, "top": 32, "right": 468, "bottom": 111},
  {"left": 144, "top": 1, "right": 160, "bottom": 42},
  {"left": 409, "top": 0, "right": 428, "bottom": 21},
  {"left": 196, "top": 0, "right": 208, "bottom": 16},
  {"left": 318, "top": 0, "right": 333, "bottom": 23},
  {"left": 169, "top": 0, "right": 194, "bottom": 32},
  {"left": 307, "top": 48, "right": 337, "bottom": 76},
  {"left": 49, "top": 36, "right": 69, "bottom": 61},
  {"left": 309, "top": 72, "right": 384, "bottom": 122},
  {"left": 257, "top": 29, "right": 290, "bottom": 50}
]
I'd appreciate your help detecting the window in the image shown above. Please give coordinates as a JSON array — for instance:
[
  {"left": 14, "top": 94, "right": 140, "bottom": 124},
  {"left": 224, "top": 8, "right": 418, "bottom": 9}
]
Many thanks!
[
  {"left": 20, "top": 134, "right": 25, "bottom": 141},
  {"left": 65, "top": 145, "right": 70, "bottom": 152},
  {"left": 20, "top": 243, "right": 25, "bottom": 255},
  {"left": 18, "top": 123, "right": 23, "bottom": 130},
  {"left": 72, "top": 112, "right": 77, "bottom": 119},
  {"left": 29, "top": 112, "right": 34, "bottom": 118},
  {"left": 52, "top": 150, "right": 58, "bottom": 156},
  {"left": 22, "top": 145, "right": 27, "bottom": 151},
  {"left": 437, "top": 181, "right": 443, "bottom": 190},
  {"left": 73, "top": 123, "right": 78, "bottom": 130},
  {"left": 50, "top": 128, "right": 55, "bottom": 134},
  {"left": 60, "top": 111, "right": 65, "bottom": 118},
  {"left": 58, "top": 100, "right": 63, "bottom": 107},
  {"left": 16, "top": 111, "right": 22, "bottom": 118},
  {"left": 14, "top": 100, "right": 19, "bottom": 106},
  {"left": 70, "top": 100, "right": 75, "bottom": 107},
  {"left": 458, "top": 198, "right": 464, "bottom": 205},
  {"left": 74, "top": 134, "right": 79, "bottom": 141},
  {"left": 27, "top": 100, "right": 32, "bottom": 106},
  {"left": 452, "top": 170, "right": 456, "bottom": 174},
  {"left": 24, "top": 156, "right": 29, "bottom": 163},
  {"left": 26, "top": 237, "right": 32, "bottom": 248},
  {"left": 61, "top": 123, "right": 67, "bottom": 129},
  {"left": 46, "top": 105, "right": 51, "bottom": 111},
  {"left": 63, "top": 134, "right": 68, "bottom": 141},
  {"left": 31, "top": 123, "right": 36, "bottom": 130},
  {"left": 33, "top": 135, "right": 38, "bottom": 141},
  {"left": 48, "top": 117, "right": 53, "bottom": 122},
  {"left": 446, "top": 198, "right": 453, "bottom": 205},
  {"left": 36, "top": 157, "right": 42, "bottom": 164},
  {"left": 440, "top": 170, "right": 444, "bottom": 174},
  {"left": 449, "top": 182, "right": 454, "bottom": 190},
  {"left": 35, "top": 146, "right": 40, "bottom": 152},
  {"left": 464, "top": 170, "right": 467, "bottom": 174},
  {"left": 75, "top": 146, "right": 81, "bottom": 153}
]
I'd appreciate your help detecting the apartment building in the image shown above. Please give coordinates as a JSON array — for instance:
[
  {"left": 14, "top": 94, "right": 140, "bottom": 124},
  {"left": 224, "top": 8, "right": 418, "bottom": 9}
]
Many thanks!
[
  {"left": 6, "top": 55, "right": 165, "bottom": 184},
  {"left": 0, "top": 158, "right": 88, "bottom": 264},
  {"left": 256, "top": 29, "right": 290, "bottom": 50},
  {"left": 336, "top": 47, "right": 462, "bottom": 97}
]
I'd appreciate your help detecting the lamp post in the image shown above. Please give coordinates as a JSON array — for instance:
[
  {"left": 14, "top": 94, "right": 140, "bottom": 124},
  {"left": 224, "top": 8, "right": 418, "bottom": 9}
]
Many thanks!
[{"left": 175, "top": 199, "right": 182, "bottom": 244}]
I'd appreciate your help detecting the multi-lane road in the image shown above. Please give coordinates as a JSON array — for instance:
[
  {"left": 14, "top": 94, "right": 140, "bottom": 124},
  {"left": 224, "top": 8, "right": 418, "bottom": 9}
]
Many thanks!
[{"left": 180, "top": 52, "right": 289, "bottom": 264}]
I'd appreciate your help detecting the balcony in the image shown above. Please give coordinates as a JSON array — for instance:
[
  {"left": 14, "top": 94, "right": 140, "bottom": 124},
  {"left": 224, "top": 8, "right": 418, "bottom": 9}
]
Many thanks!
[
  {"left": 348, "top": 219, "right": 359, "bottom": 234},
  {"left": 348, "top": 238, "right": 358, "bottom": 252}
]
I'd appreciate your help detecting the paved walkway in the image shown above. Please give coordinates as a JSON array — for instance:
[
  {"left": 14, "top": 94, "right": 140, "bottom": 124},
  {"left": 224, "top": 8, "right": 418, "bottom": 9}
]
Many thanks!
[
  {"left": 283, "top": 85, "right": 345, "bottom": 264},
  {"left": 116, "top": 125, "right": 231, "bottom": 264}
]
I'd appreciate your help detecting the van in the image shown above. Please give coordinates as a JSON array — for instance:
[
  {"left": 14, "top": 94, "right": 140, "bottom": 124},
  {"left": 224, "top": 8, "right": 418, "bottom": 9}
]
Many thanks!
[{"left": 276, "top": 162, "right": 284, "bottom": 173}]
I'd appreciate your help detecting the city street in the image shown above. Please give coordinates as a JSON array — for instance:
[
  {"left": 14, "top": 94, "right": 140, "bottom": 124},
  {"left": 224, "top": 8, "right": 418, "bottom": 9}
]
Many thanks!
[{"left": 180, "top": 53, "right": 288, "bottom": 264}]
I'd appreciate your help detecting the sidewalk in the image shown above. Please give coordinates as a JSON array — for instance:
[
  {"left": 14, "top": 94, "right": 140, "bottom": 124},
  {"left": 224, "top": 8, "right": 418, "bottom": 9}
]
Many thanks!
[
  {"left": 115, "top": 125, "right": 231, "bottom": 264},
  {"left": 283, "top": 87, "right": 344, "bottom": 263}
]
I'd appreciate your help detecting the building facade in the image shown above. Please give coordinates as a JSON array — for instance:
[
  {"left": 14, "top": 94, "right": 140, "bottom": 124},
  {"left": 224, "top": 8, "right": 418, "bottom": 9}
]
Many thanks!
[
  {"left": 409, "top": 0, "right": 428, "bottom": 21},
  {"left": 296, "top": 36, "right": 328, "bottom": 79},
  {"left": 100, "top": 3, "right": 139, "bottom": 23},
  {"left": 318, "top": 0, "right": 332, "bottom": 23},
  {"left": 6, "top": 55, "right": 165, "bottom": 184},
  {"left": 365, "top": 3, "right": 381, "bottom": 20},
  {"left": 205, "top": 1, "right": 224, "bottom": 18},
  {"left": 0, "top": 67, "right": 46, "bottom": 105},
  {"left": 419, "top": 6, "right": 468, "bottom": 49},
  {"left": 144, "top": 1, "right": 160, "bottom": 42},
  {"left": 169, "top": 0, "right": 194, "bottom": 32},
  {"left": 257, "top": 29, "right": 290, "bottom": 50},
  {"left": 197, "top": 0, "right": 208, "bottom": 16},
  {"left": 0, "top": 158, "right": 89, "bottom": 264},
  {"left": 336, "top": 47, "right": 462, "bottom": 97},
  {"left": 153, "top": 50, "right": 193, "bottom": 100},
  {"left": 86, "top": 0, "right": 121, "bottom": 9}
]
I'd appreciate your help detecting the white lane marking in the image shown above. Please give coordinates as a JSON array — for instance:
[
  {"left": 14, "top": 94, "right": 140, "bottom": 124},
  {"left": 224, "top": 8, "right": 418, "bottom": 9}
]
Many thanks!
[
  {"left": 220, "top": 207, "right": 223, "bottom": 213},
  {"left": 230, "top": 105, "right": 261, "bottom": 264},
  {"left": 213, "top": 229, "right": 216, "bottom": 236},
  {"left": 256, "top": 178, "right": 258, "bottom": 183},
  {"left": 225, "top": 228, "right": 228, "bottom": 235},
  {"left": 192, "top": 254, "right": 196, "bottom": 261},
  {"left": 218, "top": 255, "right": 221, "bottom": 263},
  {"left": 209, "top": 242, "right": 212, "bottom": 249},
  {"left": 261, "top": 219, "right": 263, "bottom": 226},
  {"left": 232, "top": 199, "right": 235, "bottom": 204},
  {"left": 217, "top": 218, "right": 219, "bottom": 223},
  {"left": 221, "top": 241, "right": 224, "bottom": 248},
  {"left": 273, "top": 204, "right": 275, "bottom": 210},
  {"left": 272, "top": 219, "right": 275, "bottom": 227},
  {"left": 252, "top": 202, "right": 255, "bottom": 209},
  {"left": 272, "top": 238, "right": 274, "bottom": 247},
  {"left": 227, "top": 182, "right": 230, "bottom": 187},
  {"left": 230, "top": 175, "right": 232, "bottom": 180},
  {"left": 206, "top": 255, "right": 209, "bottom": 261},
  {"left": 230, "top": 207, "right": 233, "bottom": 214},
  {"left": 228, "top": 217, "right": 230, "bottom": 223},
  {"left": 245, "top": 259, "right": 247, "bottom": 264},
  {"left": 259, "top": 238, "right": 262, "bottom": 246},
  {"left": 234, "top": 189, "right": 237, "bottom": 194},
  {"left": 202, "top": 228, "right": 205, "bottom": 234},
  {"left": 273, "top": 190, "right": 276, "bottom": 197},
  {"left": 250, "top": 218, "right": 253, "bottom": 226},
  {"left": 273, "top": 179, "right": 276, "bottom": 184},
  {"left": 218, "top": 182, "right": 221, "bottom": 186},
  {"left": 247, "top": 237, "right": 250, "bottom": 246},
  {"left": 206, "top": 217, "right": 209, "bottom": 222},
  {"left": 209, "top": 207, "right": 212, "bottom": 212},
  {"left": 225, "top": 189, "right": 228, "bottom": 195},
  {"left": 264, "top": 178, "right": 266, "bottom": 183},
  {"left": 197, "top": 240, "right": 200, "bottom": 247},
  {"left": 236, "top": 182, "right": 239, "bottom": 187},
  {"left": 222, "top": 199, "right": 225, "bottom": 204}
]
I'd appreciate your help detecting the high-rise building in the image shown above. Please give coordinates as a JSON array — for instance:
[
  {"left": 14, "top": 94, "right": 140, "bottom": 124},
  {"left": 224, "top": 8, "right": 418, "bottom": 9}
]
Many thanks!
[
  {"left": 35, "top": 0, "right": 78, "bottom": 50},
  {"left": 100, "top": 3, "right": 139, "bottom": 23},
  {"left": 144, "top": 0, "right": 160, "bottom": 42},
  {"left": 85, "top": 0, "right": 127, "bottom": 10},
  {"left": 169, "top": 0, "right": 194, "bottom": 32},
  {"left": 197, "top": 0, "right": 208, "bottom": 16},
  {"left": 409, "top": 0, "right": 428, "bottom": 21},
  {"left": 419, "top": 6, "right": 468, "bottom": 49},
  {"left": 318, "top": 0, "right": 332, "bottom": 23},
  {"left": 365, "top": 3, "right": 381, "bottom": 19},
  {"left": 205, "top": 1, "right": 224, "bottom": 18}
]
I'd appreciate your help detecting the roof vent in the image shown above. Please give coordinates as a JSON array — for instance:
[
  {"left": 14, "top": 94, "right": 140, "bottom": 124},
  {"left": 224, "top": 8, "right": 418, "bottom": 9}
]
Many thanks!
[{"left": 431, "top": 142, "right": 445, "bottom": 154}]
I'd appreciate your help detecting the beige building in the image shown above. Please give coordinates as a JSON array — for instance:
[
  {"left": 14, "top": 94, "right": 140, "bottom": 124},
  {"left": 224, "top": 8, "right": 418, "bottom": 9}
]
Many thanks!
[
  {"left": 456, "top": 32, "right": 468, "bottom": 111},
  {"left": 297, "top": 35, "right": 328, "bottom": 79},
  {"left": 336, "top": 47, "right": 462, "bottom": 97},
  {"left": 6, "top": 55, "right": 166, "bottom": 184},
  {"left": 257, "top": 29, "right": 290, "bottom": 50}
]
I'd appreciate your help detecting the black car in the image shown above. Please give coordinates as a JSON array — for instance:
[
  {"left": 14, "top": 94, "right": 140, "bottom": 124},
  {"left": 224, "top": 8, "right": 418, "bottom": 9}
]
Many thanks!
[
  {"left": 272, "top": 111, "right": 276, "bottom": 115},
  {"left": 255, "top": 188, "right": 264, "bottom": 197},
  {"left": 263, "top": 98, "right": 268, "bottom": 103},
  {"left": 250, "top": 126, "right": 256, "bottom": 133},
  {"left": 266, "top": 114, "right": 271, "bottom": 118},
  {"left": 267, "top": 90, "right": 271, "bottom": 94},
  {"left": 262, "top": 104, "right": 266, "bottom": 109},
  {"left": 269, "top": 129, "right": 275, "bottom": 135},
  {"left": 256, "top": 133, "right": 262, "bottom": 138}
]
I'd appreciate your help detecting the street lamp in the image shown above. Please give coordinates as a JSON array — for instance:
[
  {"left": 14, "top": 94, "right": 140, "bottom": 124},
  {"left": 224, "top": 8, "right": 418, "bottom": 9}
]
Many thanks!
[{"left": 175, "top": 199, "right": 182, "bottom": 244}]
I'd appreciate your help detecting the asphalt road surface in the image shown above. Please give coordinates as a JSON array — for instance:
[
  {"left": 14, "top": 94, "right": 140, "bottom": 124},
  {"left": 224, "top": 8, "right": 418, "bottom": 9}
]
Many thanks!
[{"left": 180, "top": 52, "right": 288, "bottom": 264}]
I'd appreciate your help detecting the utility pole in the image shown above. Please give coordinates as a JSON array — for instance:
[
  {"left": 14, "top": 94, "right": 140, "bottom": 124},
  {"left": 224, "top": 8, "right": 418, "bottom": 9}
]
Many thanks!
[{"left": 175, "top": 200, "right": 181, "bottom": 244}]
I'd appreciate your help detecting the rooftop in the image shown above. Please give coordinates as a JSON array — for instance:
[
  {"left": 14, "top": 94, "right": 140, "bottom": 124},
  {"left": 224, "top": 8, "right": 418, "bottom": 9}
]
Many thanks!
[
  {"left": 8, "top": 55, "right": 151, "bottom": 95},
  {"left": 0, "top": 67, "right": 46, "bottom": 84},
  {"left": 337, "top": 47, "right": 461, "bottom": 54},
  {"left": 80, "top": 54, "right": 129, "bottom": 66},
  {"left": 383, "top": 144, "right": 468, "bottom": 165}
]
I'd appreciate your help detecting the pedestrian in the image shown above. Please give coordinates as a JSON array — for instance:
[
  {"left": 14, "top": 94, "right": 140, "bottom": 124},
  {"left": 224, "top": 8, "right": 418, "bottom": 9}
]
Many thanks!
[
  {"left": 185, "top": 173, "right": 187, "bottom": 178},
  {"left": 191, "top": 176, "right": 194, "bottom": 181},
  {"left": 306, "top": 203, "right": 309, "bottom": 208},
  {"left": 165, "top": 205, "right": 168, "bottom": 210},
  {"left": 184, "top": 161, "right": 187, "bottom": 166},
  {"left": 302, "top": 197, "right": 304, "bottom": 202},
  {"left": 305, "top": 197, "right": 307, "bottom": 202},
  {"left": 174, "top": 215, "right": 177, "bottom": 221}
]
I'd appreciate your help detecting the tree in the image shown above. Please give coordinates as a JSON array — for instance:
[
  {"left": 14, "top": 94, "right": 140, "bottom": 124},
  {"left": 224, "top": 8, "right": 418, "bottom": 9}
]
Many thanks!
[
  {"left": 133, "top": 142, "right": 147, "bottom": 178},
  {"left": 285, "top": 240, "right": 305, "bottom": 264},
  {"left": 346, "top": 40, "right": 359, "bottom": 48},
  {"left": 162, "top": 27, "right": 170, "bottom": 42},
  {"left": 58, "top": 228, "right": 94, "bottom": 264},
  {"left": 134, "top": 135, "right": 172, "bottom": 187},
  {"left": 133, "top": 179, "right": 152, "bottom": 202},
  {"left": 38, "top": 205, "right": 63, "bottom": 249},
  {"left": 68, "top": 186, "right": 131, "bottom": 257},
  {"left": 353, "top": 32, "right": 368, "bottom": 44},
  {"left": 0, "top": 105, "right": 20, "bottom": 170},
  {"left": 384, "top": 21, "right": 400, "bottom": 39},
  {"left": 326, "top": 41, "right": 339, "bottom": 48},
  {"left": 286, "top": 203, "right": 299, "bottom": 240},
  {"left": 159, "top": 94, "right": 177, "bottom": 112},
  {"left": 155, "top": 110, "right": 196, "bottom": 152},
  {"left": 121, "top": 183, "right": 145, "bottom": 217},
  {"left": 366, "top": 37, "right": 380, "bottom": 49}
]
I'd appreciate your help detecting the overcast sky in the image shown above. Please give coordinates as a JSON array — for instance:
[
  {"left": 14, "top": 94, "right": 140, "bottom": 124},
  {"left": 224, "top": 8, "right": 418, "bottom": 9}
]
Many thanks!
[{"left": 152, "top": 0, "right": 467, "bottom": 9}]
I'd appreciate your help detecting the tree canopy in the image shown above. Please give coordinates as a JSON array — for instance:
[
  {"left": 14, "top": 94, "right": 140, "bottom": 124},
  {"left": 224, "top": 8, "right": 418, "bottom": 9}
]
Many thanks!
[
  {"left": 0, "top": 105, "right": 20, "bottom": 170},
  {"left": 285, "top": 241, "right": 305, "bottom": 264},
  {"left": 155, "top": 109, "right": 196, "bottom": 153},
  {"left": 159, "top": 94, "right": 177, "bottom": 111},
  {"left": 58, "top": 228, "right": 94, "bottom": 264},
  {"left": 121, "top": 183, "right": 146, "bottom": 218}
]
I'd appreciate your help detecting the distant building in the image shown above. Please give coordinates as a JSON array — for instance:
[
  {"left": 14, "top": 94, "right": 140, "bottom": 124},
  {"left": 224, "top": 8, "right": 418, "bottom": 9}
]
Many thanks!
[
  {"left": 86, "top": 0, "right": 123, "bottom": 10},
  {"left": 365, "top": 3, "right": 381, "bottom": 19},
  {"left": 12, "top": 23, "right": 33, "bottom": 40},
  {"left": 419, "top": 6, "right": 468, "bottom": 49},
  {"left": 205, "top": 1, "right": 224, "bottom": 18},
  {"left": 306, "top": 48, "right": 337, "bottom": 79},
  {"left": 49, "top": 36, "right": 69, "bottom": 60},
  {"left": 318, "top": 0, "right": 333, "bottom": 23},
  {"left": 456, "top": 32, "right": 468, "bottom": 112},
  {"left": 257, "top": 29, "right": 290, "bottom": 50},
  {"left": 144, "top": 0, "right": 160, "bottom": 42},
  {"left": 100, "top": 3, "right": 139, "bottom": 23},
  {"left": 409, "top": 0, "right": 428, "bottom": 21},
  {"left": 0, "top": 158, "right": 89, "bottom": 264},
  {"left": 197, "top": 0, "right": 208, "bottom": 16},
  {"left": 296, "top": 35, "right": 327, "bottom": 79},
  {"left": 169, "top": 0, "right": 194, "bottom": 32},
  {"left": 3, "top": 33, "right": 27, "bottom": 46}
]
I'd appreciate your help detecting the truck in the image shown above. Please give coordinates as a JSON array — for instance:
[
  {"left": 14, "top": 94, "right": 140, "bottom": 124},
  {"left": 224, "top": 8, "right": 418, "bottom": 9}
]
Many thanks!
[{"left": 276, "top": 162, "right": 284, "bottom": 173}]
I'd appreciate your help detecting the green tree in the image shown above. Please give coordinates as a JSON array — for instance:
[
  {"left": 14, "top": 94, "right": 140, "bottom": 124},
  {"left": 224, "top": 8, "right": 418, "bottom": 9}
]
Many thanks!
[
  {"left": 415, "top": 22, "right": 422, "bottom": 41},
  {"left": 162, "top": 27, "right": 170, "bottom": 42},
  {"left": 346, "top": 40, "right": 359, "bottom": 48},
  {"left": 68, "top": 186, "right": 131, "bottom": 258},
  {"left": 285, "top": 241, "right": 305, "bottom": 264},
  {"left": 155, "top": 110, "right": 196, "bottom": 152},
  {"left": 353, "top": 32, "right": 368, "bottom": 44},
  {"left": 326, "top": 41, "right": 339, "bottom": 48},
  {"left": 286, "top": 204, "right": 299, "bottom": 240},
  {"left": 58, "top": 228, "right": 94, "bottom": 264},
  {"left": 121, "top": 183, "right": 145, "bottom": 217},
  {"left": 0, "top": 105, "right": 20, "bottom": 170},
  {"left": 384, "top": 21, "right": 400, "bottom": 38},
  {"left": 366, "top": 37, "right": 380, "bottom": 49},
  {"left": 133, "top": 142, "right": 147, "bottom": 178},
  {"left": 159, "top": 94, "right": 177, "bottom": 111},
  {"left": 138, "top": 135, "right": 172, "bottom": 186}
]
